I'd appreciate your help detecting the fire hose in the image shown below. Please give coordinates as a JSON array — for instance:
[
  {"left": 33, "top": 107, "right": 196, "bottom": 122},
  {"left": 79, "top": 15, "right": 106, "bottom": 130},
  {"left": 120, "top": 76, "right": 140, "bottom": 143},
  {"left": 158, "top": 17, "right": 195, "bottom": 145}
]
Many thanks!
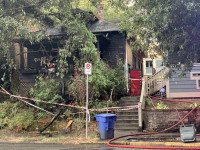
[{"left": 107, "top": 97, "right": 200, "bottom": 149}]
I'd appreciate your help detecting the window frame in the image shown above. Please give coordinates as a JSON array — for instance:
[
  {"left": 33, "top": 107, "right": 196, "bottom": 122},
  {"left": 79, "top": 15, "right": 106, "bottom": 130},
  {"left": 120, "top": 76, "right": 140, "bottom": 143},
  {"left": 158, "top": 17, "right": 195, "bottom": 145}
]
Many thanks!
[
  {"left": 143, "top": 58, "right": 153, "bottom": 75},
  {"left": 190, "top": 71, "right": 200, "bottom": 89}
]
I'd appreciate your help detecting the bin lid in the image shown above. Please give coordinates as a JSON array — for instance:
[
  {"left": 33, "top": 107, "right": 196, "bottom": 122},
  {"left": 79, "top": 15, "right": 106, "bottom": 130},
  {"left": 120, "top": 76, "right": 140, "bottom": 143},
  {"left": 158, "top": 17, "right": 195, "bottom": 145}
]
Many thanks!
[{"left": 95, "top": 114, "right": 117, "bottom": 118}]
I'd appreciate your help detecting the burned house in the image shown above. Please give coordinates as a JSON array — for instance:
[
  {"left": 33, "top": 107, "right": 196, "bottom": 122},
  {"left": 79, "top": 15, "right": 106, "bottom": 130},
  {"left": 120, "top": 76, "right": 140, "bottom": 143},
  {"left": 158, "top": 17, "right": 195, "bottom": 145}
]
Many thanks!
[
  {"left": 13, "top": 15, "right": 143, "bottom": 96},
  {"left": 14, "top": 28, "right": 72, "bottom": 95}
]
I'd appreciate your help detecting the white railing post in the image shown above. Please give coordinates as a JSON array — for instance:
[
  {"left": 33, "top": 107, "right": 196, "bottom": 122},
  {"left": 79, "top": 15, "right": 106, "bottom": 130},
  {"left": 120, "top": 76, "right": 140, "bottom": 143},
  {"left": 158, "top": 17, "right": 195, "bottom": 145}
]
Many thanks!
[
  {"left": 138, "top": 77, "right": 146, "bottom": 131},
  {"left": 138, "top": 102, "right": 142, "bottom": 132}
]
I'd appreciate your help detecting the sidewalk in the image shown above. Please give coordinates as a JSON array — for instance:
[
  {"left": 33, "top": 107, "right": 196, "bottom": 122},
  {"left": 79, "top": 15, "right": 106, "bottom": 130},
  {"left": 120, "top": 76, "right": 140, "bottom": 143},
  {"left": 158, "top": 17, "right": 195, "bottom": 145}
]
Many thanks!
[{"left": 1, "top": 131, "right": 200, "bottom": 148}]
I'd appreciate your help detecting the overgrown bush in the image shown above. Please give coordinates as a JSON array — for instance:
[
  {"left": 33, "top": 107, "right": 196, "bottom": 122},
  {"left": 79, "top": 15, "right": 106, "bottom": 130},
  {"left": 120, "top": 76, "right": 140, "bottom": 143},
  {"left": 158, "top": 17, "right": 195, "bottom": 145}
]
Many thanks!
[
  {"left": 0, "top": 101, "right": 36, "bottom": 132},
  {"left": 67, "top": 59, "right": 126, "bottom": 107},
  {"left": 67, "top": 68, "right": 86, "bottom": 106},
  {"left": 30, "top": 76, "right": 64, "bottom": 110},
  {"left": 9, "top": 111, "right": 35, "bottom": 132},
  {"left": 89, "top": 59, "right": 126, "bottom": 100}
]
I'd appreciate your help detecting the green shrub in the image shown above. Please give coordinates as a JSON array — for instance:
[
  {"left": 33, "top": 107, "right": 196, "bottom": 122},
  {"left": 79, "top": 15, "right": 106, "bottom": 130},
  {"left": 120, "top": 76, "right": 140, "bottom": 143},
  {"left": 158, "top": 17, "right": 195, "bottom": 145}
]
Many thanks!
[
  {"left": 145, "top": 97, "right": 151, "bottom": 106},
  {"left": 9, "top": 111, "right": 35, "bottom": 132},
  {"left": 155, "top": 101, "right": 168, "bottom": 109},
  {"left": 0, "top": 101, "right": 22, "bottom": 129},
  {"left": 67, "top": 59, "right": 126, "bottom": 106},
  {"left": 190, "top": 103, "right": 198, "bottom": 109},
  {"left": 89, "top": 59, "right": 126, "bottom": 100},
  {"left": 30, "top": 76, "right": 64, "bottom": 110}
]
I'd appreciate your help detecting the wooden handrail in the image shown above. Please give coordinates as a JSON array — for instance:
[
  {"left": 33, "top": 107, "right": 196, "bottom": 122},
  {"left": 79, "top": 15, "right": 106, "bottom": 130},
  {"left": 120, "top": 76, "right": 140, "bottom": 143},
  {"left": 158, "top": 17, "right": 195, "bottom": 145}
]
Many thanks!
[
  {"left": 138, "top": 77, "right": 146, "bottom": 131},
  {"left": 145, "top": 67, "right": 168, "bottom": 95},
  {"left": 138, "top": 67, "right": 168, "bottom": 131}
]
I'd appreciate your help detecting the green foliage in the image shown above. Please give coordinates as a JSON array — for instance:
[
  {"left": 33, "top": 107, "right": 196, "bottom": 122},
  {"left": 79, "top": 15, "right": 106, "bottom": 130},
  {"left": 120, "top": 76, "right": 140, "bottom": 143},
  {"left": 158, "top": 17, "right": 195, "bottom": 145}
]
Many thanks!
[
  {"left": 36, "top": 112, "right": 48, "bottom": 120},
  {"left": 0, "top": 0, "right": 98, "bottom": 89},
  {"left": 109, "top": 0, "right": 200, "bottom": 71},
  {"left": 67, "top": 69, "right": 86, "bottom": 106},
  {"left": 67, "top": 59, "right": 126, "bottom": 105},
  {"left": 145, "top": 97, "right": 151, "bottom": 106},
  {"left": 190, "top": 103, "right": 198, "bottom": 109},
  {"left": 9, "top": 111, "right": 35, "bottom": 132},
  {"left": 0, "top": 101, "right": 21, "bottom": 119},
  {"left": 30, "top": 76, "right": 64, "bottom": 110},
  {"left": 155, "top": 101, "right": 168, "bottom": 109},
  {"left": 89, "top": 59, "right": 126, "bottom": 100},
  {"left": 0, "top": 101, "right": 29, "bottom": 130}
]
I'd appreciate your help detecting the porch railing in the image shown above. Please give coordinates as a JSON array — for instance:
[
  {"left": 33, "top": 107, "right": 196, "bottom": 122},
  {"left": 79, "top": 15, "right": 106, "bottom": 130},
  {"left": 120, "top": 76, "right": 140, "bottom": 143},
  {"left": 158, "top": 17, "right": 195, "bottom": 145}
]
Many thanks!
[
  {"left": 145, "top": 67, "right": 168, "bottom": 95},
  {"left": 138, "top": 78, "right": 146, "bottom": 131},
  {"left": 138, "top": 67, "right": 168, "bottom": 131}
]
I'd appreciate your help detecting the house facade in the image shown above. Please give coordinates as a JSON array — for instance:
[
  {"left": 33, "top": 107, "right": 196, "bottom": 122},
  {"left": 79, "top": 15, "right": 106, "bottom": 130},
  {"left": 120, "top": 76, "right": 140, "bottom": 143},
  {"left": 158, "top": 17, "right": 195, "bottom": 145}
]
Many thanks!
[
  {"left": 12, "top": 18, "right": 143, "bottom": 96},
  {"left": 144, "top": 57, "right": 200, "bottom": 98},
  {"left": 166, "top": 64, "right": 200, "bottom": 98}
]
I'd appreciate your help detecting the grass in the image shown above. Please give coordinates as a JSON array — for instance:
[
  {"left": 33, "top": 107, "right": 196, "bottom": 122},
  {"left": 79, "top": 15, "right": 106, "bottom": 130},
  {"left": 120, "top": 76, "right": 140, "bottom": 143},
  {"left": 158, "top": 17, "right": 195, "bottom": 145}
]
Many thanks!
[{"left": 88, "top": 132, "right": 98, "bottom": 138}]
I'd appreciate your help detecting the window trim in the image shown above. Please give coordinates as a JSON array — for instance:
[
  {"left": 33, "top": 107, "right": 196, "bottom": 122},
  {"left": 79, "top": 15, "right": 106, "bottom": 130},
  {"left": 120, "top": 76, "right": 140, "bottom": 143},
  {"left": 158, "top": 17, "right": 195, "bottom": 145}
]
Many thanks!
[
  {"left": 190, "top": 72, "right": 200, "bottom": 89},
  {"left": 197, "top": 80, "right": 200, "bottom": 89},
  {"left": 143, "top": 58, "right": 153, "bottom": 75}
]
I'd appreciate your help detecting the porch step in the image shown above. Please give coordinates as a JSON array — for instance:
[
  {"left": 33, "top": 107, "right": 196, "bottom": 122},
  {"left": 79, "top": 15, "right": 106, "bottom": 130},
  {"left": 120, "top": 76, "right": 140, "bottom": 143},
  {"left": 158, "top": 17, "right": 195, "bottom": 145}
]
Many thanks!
[
  {"left": 115, "top": 96, "right": 140, "bottom": 132},
  {"left": 117, "top": 115, "right": 138, "bottom": 120},
  {"left": 117, "top": 111, "right": 138, "bottom": 116},
  {"left": 116, "top": 119, "right": 138, "bottom": 123},
  {"left": 115, "top": 122, "right": 139, "bottom": 130}
]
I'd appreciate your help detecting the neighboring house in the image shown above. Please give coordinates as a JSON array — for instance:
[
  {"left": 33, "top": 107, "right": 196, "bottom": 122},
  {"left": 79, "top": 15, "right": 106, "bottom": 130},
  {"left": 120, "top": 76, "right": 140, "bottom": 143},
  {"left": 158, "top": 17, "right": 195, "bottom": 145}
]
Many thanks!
[
  {"left": 144, "top": 55, "right": 200, "bottom": 98},
  {"left": 166, "top": 64, "right": 200, "bottom": 98}
]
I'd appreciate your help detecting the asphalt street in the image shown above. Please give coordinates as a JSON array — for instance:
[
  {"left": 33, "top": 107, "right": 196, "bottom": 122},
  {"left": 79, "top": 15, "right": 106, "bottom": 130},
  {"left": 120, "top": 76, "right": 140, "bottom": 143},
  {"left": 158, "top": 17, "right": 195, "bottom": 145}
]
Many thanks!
[{"left": 0, "top": 143, "right": 152, "bottom": 150}]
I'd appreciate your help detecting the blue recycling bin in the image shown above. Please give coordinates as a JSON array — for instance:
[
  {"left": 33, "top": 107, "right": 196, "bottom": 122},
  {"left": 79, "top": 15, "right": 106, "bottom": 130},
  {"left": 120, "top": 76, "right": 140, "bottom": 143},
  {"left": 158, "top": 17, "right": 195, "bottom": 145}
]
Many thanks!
[{"left": 95, "top": 114, "right": 117, "bottom": 139}]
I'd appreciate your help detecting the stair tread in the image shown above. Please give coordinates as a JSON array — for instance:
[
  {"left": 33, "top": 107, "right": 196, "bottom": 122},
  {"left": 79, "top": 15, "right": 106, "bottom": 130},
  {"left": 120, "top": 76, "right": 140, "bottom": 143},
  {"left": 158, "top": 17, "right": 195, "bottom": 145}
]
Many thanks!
[
  {"left": 117, "top": 119, "right": 138, "bottom": 121},
  {"left": 115, "top": 96, "right": 140, "bottom": 131},
  {"left": 115, "top": 122, "right": 138, "bottom": 125},
  {"left": 118, "top": 110, "right": 138, "bottom": 112},
  {"left": 117, "top": 114, "right": 138, "bottom": 116},
  {"left": 115, "top": 127, "right": 139, "bottom": 130}
]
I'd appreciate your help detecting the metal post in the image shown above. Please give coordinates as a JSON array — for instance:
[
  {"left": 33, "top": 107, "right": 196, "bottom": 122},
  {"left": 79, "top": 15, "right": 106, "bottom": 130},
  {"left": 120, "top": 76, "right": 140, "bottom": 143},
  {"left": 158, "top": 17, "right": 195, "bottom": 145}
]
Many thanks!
[{"left": 86, "top": 74, "right": 89, "bottom": 138}]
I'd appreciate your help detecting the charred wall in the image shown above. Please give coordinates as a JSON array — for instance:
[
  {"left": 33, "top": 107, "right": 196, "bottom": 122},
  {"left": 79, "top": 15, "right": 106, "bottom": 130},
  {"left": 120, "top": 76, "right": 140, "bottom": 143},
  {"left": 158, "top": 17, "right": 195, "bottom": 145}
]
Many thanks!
[{"left": 97, "top": 31, "right": 126, "bottom": 68}]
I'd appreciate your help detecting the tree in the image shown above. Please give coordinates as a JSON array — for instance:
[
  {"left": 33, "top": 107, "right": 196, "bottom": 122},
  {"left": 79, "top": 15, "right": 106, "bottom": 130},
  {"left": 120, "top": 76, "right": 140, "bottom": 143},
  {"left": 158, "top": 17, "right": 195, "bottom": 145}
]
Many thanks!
[
  {"left": 0, "top": 0, "right": 127, "bottom": 101},
  {"left": 0, "top": 0, "right": 98, "bottom": 83},
  {"left": 110, "top": 0, "right": 200, "bottom": 71}
]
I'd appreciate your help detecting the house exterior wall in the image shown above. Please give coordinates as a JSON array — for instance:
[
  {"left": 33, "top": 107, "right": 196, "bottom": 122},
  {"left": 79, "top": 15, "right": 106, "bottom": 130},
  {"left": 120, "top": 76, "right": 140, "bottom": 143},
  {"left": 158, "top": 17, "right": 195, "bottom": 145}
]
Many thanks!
[
  {"left": 167, "top": 64, "right": 200, "bottom": 98},
  {"left": 99, "top": 32, "right": 126, "bottom": 68}
]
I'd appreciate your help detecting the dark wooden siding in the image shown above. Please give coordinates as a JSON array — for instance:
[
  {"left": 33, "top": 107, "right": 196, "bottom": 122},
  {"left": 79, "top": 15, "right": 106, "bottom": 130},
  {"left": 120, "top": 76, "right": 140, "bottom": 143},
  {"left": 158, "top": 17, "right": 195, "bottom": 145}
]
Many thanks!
[{"left": 98, "top": 32, "right": 126, "bottom": 68}]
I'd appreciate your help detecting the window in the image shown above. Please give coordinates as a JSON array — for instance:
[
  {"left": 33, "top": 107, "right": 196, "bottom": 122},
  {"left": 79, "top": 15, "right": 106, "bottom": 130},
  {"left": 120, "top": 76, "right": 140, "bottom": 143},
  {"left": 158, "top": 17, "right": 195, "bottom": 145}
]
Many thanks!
[
  {"left": 143, "top": 58, "right": 163, "bottom": 75},
  {"left": 143, "top": 59, "right": 153, "bottom": 75},
  {"left": 190, "top": 72, "right": 200, "bottom": 80},
  {"left": 190, "top": 72, "right": 200, "bottom": 89},
  {"left": 146, "top": 61, "right": 153, "bottom": 74}
]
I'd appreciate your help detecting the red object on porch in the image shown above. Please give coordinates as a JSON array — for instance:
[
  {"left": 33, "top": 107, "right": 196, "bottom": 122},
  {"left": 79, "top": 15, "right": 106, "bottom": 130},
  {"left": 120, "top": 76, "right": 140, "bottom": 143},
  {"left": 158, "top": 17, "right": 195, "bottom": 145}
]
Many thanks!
[{"left": 130, "top": 70, "right": 141, "bottom": 96}]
